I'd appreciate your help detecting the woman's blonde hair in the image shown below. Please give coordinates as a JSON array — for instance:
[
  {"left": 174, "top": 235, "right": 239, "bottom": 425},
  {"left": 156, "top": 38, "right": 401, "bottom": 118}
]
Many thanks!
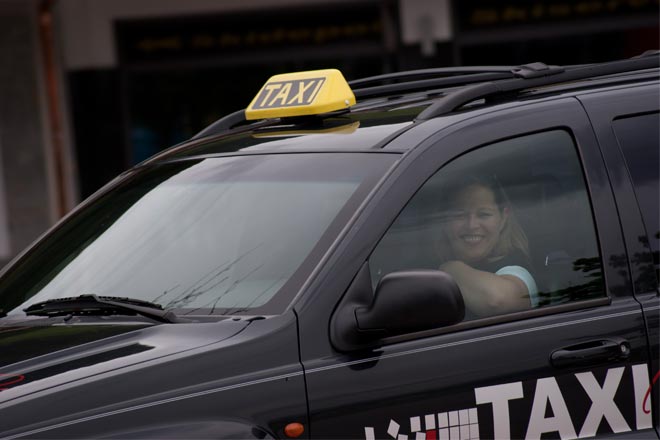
[{"left": 434, "top": 175, "right": 529, "bottom": 263}]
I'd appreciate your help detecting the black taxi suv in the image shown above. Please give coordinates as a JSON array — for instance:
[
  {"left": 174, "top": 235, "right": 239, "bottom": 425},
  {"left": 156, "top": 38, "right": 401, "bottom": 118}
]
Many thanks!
[{"left": 0, "top": 53, "right": 658, "bottom": 440}]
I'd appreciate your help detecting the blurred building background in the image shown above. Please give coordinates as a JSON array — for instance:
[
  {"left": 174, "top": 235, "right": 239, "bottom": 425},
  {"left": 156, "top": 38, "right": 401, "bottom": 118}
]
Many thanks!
[{"left": 0, "top": 0, "right": 658, "bottom": 265}]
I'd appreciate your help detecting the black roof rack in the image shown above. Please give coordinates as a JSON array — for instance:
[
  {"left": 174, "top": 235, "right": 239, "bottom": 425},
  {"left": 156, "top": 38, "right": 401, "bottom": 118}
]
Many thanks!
[
  {"left": 348, "top": 66, "right": 517, "bottom": 87},
  {"left": 417, "top": 53, "right": 659, "bottom": 120},
  {"left": 193, "top": 109, "right": 246, "bottom": 139},
  {"left": 193, "top": 66, "right": 540, "bottom": 138},
  {"left": 191, "top": 110, "right": 279, "bottom": 140},
  {"left": 350, "top": 63, "right": 571, "bottom": 99},
  {"left": 192, "top": 53, "right": 658, "bottom": 139},
  {"left": 353, "top": 72, "right": 515, "bottom": 99}
]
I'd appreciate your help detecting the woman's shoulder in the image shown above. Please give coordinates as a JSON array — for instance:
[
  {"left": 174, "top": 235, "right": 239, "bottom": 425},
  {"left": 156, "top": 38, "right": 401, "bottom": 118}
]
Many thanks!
[{"left": 494, "top": 250, "right": 539, "bottom": 305}]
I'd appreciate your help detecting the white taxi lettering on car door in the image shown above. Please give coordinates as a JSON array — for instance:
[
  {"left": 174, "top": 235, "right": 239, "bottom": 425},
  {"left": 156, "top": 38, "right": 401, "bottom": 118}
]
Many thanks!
[{"left": 363, "top": 363, "right": 654, "bottom": 440}]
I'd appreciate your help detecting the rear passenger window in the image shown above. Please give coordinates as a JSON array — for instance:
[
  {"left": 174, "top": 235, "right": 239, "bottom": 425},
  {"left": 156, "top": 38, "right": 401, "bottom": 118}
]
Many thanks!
[
  {"left": 370, "top": 130, "right": 605, "bottom": 320},
  {"left": 612, "top": 112, "right": 660, "bottom": 272}
]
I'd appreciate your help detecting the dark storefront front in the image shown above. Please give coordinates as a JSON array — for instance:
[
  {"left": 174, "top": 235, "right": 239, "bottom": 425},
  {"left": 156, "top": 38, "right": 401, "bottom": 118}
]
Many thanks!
[
  {"left": 117, "top": 3, "right": 392, "bottom": 166},
  {"left": 70, "top": 2, "right": 395, "bottom": 198},
  {"left": 453, "top": 0, "right": 659, "bottom": 65},
  {"left": 67, "top": 0, "right": 658, "bottom": 199}
]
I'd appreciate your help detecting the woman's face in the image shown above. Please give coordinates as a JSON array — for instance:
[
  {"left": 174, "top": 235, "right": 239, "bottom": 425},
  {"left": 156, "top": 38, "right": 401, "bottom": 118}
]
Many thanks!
[{"left": 444, "top": 184, "right": 508, "bottom": 263}]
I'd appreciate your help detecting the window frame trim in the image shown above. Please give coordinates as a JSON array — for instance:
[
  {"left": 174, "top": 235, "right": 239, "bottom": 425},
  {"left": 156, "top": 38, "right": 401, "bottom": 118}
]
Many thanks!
[
  {"left": 383, "top": 297, "right": 611, "bottom": 346},
  {"left": 368, "top": 127, "right": 606, "bottom": 308},
  {"left": 296, "top": 97, "right": 632, "bottom": 358},
  {"left": 363, "top": 101, "right": 625, "bottom": 343},
  {"left": 578, "top": 84, "right": 660, "bottom": 296}
]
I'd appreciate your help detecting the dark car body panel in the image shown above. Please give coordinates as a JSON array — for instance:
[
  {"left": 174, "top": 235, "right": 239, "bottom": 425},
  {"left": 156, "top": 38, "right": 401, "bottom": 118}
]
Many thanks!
[
  {"left": 0, "top": 65, "right": 658, "bottom": 439},
  {"left": 295, "top": 94, "right": 658, "bottom": 438},
  {"left": 578, "top": 83, "right": 660, "bottom": 438},
  {"left": 0, "top": 313, "right": 307, "bottom": 439}
]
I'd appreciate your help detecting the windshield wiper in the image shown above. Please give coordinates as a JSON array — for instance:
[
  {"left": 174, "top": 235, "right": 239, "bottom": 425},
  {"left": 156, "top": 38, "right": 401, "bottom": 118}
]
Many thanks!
[{"left": 23, "top": 295, "right": 182, "bottom": 323}]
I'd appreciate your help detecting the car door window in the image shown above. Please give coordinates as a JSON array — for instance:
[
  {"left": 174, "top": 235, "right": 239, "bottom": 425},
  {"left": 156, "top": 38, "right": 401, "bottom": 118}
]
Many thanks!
[
  {"left": 370, "top": 129, "right": 604, "bottom": 320},
  {"left": 612, "top": 112, "right": 660, "bottom": 278}
]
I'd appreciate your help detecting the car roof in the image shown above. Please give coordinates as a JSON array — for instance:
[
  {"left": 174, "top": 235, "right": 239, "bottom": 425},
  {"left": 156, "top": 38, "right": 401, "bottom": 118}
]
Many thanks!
[
  {"left": 143, "top": 52, "right": 659, "bottom": 164},
  {"left": 147, "top": 109, "right": 418, "bottom": 162}
]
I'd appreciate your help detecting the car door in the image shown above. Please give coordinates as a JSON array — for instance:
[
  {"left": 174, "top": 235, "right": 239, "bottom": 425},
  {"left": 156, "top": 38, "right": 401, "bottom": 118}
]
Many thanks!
[
  {"left": 579, "top": 83, "right": 660, "bottom": 438},
  {"left": 295, "top": 98, "right": 656, "bottom": 439}
]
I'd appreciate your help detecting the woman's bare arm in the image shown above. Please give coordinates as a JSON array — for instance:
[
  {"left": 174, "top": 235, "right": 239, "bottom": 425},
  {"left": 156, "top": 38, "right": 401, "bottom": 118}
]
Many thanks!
[{"left": 439, "top": 260, "right": 531, "bottom": 317}]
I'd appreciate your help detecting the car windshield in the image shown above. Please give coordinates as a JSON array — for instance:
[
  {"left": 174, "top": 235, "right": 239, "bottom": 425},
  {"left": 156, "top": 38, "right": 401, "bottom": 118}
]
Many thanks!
[{"left": 0, "top": 153, "right": 396, "bottom": 317}]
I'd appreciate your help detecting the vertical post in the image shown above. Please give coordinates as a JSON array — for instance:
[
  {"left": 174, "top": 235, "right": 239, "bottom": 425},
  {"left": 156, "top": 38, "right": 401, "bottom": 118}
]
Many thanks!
[{"left": 38, "top": 0, "right": 69, "bottom": 218}]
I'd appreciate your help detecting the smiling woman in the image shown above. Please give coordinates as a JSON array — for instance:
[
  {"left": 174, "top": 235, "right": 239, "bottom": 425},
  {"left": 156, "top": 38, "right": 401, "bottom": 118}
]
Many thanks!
[
  {"left": 368, "top": 129, "right": 605, "bottom": 321},
  {"left": 435, "top": 175, "right": 537, "bottom": 318}
]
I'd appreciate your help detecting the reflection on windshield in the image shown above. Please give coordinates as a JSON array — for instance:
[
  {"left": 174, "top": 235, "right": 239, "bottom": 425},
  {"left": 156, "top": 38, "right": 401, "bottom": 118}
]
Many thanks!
[{"left": 2, "top": 154, "right": 395, "bottom": 316}]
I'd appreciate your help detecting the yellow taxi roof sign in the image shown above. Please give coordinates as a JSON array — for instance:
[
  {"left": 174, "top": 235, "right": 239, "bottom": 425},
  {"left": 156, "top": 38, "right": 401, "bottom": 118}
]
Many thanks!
[{"left": 245, "top": 69, "right": 356, "bottom": 120}]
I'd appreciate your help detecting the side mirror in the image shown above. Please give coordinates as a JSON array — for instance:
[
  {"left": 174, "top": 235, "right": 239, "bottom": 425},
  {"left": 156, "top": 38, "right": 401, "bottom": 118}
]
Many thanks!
[
  {"left": 357, "top": 270, "right": 464, "bottom": 334},
  {"left": 330, "top": 263, "right": 465, "bottom": 352}
]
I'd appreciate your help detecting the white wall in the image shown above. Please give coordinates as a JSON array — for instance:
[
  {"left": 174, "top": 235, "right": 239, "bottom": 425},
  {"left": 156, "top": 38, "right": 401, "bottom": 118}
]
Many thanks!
[{"left": 56, "top": 0, "right": 364, "bottom": 70}]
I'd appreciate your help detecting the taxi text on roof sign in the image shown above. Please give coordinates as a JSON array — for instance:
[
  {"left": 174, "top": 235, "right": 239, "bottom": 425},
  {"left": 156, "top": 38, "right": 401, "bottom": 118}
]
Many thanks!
[{"left": 246, "top": 69, "right": 356, "bottom": 120}]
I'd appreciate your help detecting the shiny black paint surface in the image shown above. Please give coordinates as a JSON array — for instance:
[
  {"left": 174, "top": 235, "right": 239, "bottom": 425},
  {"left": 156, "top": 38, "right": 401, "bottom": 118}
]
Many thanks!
[
  {"left": 305, "top": 305, "right": 648, "bottom": 438},
  {"left": 0, "top": 78, "right": 656, "bottom": 439},
  {"left": 149, "top": 112, "right": 416, "bottom": 161},
  {"left": 579, "top": 83, "right": 660, "bottom": 436},
  {"left": 0, "top": 313, "right": 307, "bottom": 439},
  {"left": 297, "top": 95, "right": 658, "bottom": 439},
  {"left": 0, "top": 319, "right": 149, "bottom": 368}
]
